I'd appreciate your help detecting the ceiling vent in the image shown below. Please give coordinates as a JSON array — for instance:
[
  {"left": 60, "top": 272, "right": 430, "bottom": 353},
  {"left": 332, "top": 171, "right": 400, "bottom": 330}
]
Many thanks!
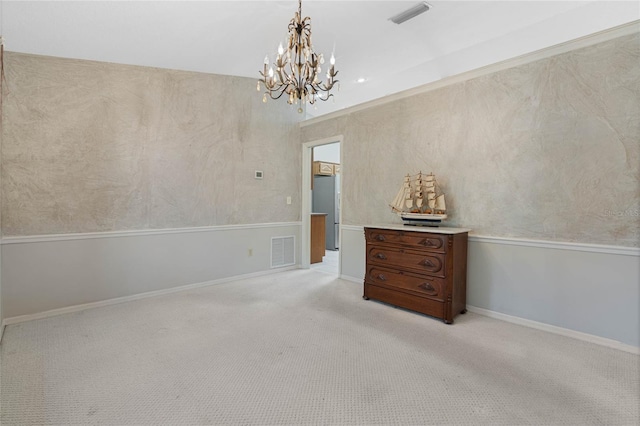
[{"left": 389, "top": 2, "right": 431, "bottom": 25}]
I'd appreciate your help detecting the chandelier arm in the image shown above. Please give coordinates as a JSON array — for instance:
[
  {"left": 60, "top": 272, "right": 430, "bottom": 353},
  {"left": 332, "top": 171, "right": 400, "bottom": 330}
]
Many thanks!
[
  {"left": 268, "top": 80, "right": 289, "bottom": 92},
  {"left": 276, "top": 68, "right": 287, "bottom": 85},
  {"left": 266, "top": 86, "right": 292, "bottom": 101},
  {"left": 320, "top": 83, "right": 333, "bottom": 91},
  {"left": 259, "top": 71, "right": 290, "bottom": 93},
  {"left": 317, "top": 93, "right": 334, "bottom": 102}
]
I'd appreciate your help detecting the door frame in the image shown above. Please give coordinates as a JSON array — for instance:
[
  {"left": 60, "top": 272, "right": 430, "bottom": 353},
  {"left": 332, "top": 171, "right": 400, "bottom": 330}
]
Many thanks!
[{"left": 301, "top": 135, "right": 343, "bottom": 271}]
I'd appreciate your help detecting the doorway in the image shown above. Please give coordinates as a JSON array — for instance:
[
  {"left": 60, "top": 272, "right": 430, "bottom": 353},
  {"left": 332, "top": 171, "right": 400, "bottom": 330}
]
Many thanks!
[
  {"left": 301, "top": 136, "right": 343, "bottom": 275},
  {"left": 311, "top": 142, "right": 340, "bottom": 274}
]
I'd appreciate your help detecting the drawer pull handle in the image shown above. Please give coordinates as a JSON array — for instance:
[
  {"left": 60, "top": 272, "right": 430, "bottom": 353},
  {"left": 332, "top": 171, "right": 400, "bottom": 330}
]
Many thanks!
[
  {"left": 419, "top": 282, "right": 436, "bottom": 292},
  {"left": 420, "top": 239, "right": 435, "bottom": 246},
  {"left": 419, "top": 259, "right": 435, "bottom": 267},
  {"left": 376, "top": 274, "right": 387, "bottom": 281},
  {"left": 375, "top": 234, "right": 386, "bottom": 242},
  {"left": 374, "top": 253, "right": 387, "bottom": 260}
]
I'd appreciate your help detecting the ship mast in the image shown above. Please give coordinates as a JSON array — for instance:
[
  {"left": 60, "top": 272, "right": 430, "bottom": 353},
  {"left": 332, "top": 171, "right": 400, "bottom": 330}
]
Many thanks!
[
  {"left": 403, "top": 174, "right": 413, "bottom": 209},
  {"left": 415, "top": 172, "right": 424, "bottom": 211}
]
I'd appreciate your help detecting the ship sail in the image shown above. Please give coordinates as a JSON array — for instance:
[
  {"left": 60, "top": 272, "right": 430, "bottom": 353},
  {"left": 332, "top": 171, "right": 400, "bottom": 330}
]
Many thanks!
[
  {"left": 434, "top": 194, "right": 446, "bottom": 212},
  {"left": 390, "top": 174, "right": 411, "bottom": 212},
  {"left": 403, "top": 174, "right": 413, "bottom": 209},
  {"left": 390, "top": 186, "right": 404, "bottom": 212}
]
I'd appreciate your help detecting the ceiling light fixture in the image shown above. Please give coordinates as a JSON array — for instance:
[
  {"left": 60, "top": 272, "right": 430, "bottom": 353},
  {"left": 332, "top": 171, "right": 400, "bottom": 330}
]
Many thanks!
[
  {"left": 389, "top": 2, "right": 431, "bottom": 25},
  {"left": 258, "top": 0, "right": 339, "bottom": 113}
]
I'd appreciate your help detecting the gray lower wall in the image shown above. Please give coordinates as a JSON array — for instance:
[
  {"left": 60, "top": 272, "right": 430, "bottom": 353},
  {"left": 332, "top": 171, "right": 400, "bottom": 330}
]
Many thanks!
[
  {"left": 2, "top": 224, "right": 301, "bottom": 318},
  {"left": 466, "top": 238, "right": 639, "bottom": 347}
]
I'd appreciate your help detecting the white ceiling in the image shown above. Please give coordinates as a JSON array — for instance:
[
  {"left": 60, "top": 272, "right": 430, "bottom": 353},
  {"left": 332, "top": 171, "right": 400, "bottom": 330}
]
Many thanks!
[{"left": 3, "top": 1, "right": 639, "bottom": 118}]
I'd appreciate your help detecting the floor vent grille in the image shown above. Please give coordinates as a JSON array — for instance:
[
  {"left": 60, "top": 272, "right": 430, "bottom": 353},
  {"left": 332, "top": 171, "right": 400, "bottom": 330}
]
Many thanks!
[{"left": 271, "top": 236, "right": 295, "bottom": 268}]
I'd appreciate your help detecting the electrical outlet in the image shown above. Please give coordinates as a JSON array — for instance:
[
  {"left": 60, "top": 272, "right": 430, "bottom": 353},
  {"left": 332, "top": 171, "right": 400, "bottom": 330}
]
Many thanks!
[{"left": 286, "top": 196, "right": 292, "bottom": 205}]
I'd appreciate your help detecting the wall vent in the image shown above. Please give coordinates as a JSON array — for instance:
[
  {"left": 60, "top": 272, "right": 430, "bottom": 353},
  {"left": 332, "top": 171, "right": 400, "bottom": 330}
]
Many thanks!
[{"left": 271, "top": 236, "right": 295, "bottom": 268}]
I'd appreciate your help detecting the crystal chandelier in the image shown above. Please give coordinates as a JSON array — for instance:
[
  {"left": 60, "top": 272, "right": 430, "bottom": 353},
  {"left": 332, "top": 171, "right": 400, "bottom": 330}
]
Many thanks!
[{"left": 258, "top": 0, "right": 339, "bottom": 113}]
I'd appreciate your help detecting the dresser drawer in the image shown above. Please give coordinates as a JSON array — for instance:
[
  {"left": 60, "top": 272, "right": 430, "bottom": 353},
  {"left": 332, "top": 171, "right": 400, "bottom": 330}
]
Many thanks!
[
  {"left": 367, "top": 245, "right": 445, "bottom": 276},
  {"left": 364, "top": 283, "right": 445, "bottom": 319},
  {"left": 364, "top": 228, "right": 446, "bottom": 253},
  {"left": 366, "top": 266, "right": 445, "bottom": 300}
]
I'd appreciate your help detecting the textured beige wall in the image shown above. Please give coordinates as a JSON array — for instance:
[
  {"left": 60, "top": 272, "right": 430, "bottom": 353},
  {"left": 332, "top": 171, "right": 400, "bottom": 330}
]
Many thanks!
[
  {"left": 2, "top": 53, "right": 301, "bottom": 236},
  {"left": 302, "top": 33, "right": 640, "bottom": 247}
]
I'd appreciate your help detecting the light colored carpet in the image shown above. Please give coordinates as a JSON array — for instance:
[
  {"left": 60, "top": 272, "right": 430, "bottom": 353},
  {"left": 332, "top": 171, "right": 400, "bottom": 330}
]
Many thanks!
[
  {"left": 310, "top": 249, "right": 339, "bottom": 275},
  {"left": 1, "top": 269, "right": 638, "bottom": 425}
]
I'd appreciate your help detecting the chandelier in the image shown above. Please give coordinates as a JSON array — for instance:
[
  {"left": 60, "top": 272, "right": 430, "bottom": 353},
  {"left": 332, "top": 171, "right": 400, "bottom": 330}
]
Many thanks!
[{"left": 258, "top": 0, "right": 339, "bottom": 113}]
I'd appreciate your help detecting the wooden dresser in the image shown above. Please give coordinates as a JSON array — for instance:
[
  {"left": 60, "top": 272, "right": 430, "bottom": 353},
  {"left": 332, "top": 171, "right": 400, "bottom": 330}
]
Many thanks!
[{"left": 363, "top": 225, "right": 469, "bottom": 324}]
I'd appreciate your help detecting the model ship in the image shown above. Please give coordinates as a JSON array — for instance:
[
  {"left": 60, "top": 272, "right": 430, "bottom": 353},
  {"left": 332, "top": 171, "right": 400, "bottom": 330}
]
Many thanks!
[{"left": 390, "top": 172, "right": 447, "bottom": 226}]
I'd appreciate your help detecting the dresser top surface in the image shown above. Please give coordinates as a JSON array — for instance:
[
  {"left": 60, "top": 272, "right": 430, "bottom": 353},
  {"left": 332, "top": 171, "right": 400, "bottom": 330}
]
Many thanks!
[{"left": 365, "top": 224, "right": 470, "bottom": 235}]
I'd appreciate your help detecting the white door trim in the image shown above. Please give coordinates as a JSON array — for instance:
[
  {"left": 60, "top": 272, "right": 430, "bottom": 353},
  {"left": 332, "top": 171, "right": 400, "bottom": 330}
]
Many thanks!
[{"left": 301, "top": 136, "right": 344, "bottom": 271}]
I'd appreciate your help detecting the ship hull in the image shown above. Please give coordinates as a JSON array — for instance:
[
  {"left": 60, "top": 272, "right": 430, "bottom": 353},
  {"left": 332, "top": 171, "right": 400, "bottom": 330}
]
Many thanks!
[{"left": 398, "top": 212, "right": 447, "bottom": 227}]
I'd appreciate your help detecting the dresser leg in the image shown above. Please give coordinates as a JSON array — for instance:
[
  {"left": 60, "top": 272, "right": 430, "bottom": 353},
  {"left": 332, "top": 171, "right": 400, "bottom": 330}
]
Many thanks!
[
  {"left": 363, "top": 295, "right": 370, "bottom": 300},
  {"left": 460, "top": 309, "right": 467, "bottom": 314},
  {"left": 444, "top": 296, "right": 453, "bottom": 324}
]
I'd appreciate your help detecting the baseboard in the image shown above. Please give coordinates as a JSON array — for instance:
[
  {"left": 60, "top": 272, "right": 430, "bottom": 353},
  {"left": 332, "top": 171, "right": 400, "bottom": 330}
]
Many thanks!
[
  {"left": 2, "top": 266, "right": 298, "bottom": 327},
  {"left": 466, "top": 305, "right": 639, "bottom": 355},
  {"left": 339, "top": 274, "right": 362, "bottom": 284},
  {"left": 0, "top": 322, "right": 5, "bottom": 344}
]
